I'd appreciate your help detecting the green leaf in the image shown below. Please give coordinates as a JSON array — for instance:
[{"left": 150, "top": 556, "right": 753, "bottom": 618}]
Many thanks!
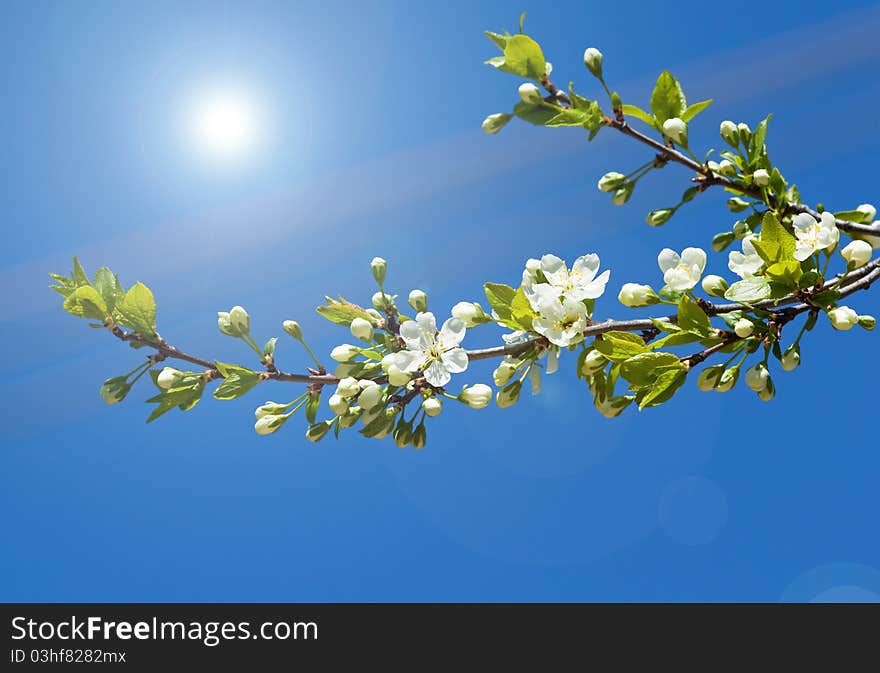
[
  {"left": 724, "top": 277, "right": 772, "bottom": 303},
  {"left": 62, "top": 285, "right": 108, "bottom": 321},
  {"left": 833, "top": 209, "right": 874, "bottom": 225},
  {"left": 316, "top": 296, "right": 375, "bottom": 326},
  {"left": 650, "top": 70, "right": 686, "bottom": 126},
  {"left": 759, "top": 211, "right": 796, "bottom": 261},
  {"left": 749, "top": 114, "right": 771, "bottom": 164},
  {"left": 680, "top": 99, "right": 713, "bottom": 122},
  {"left": 512, "top": 101, "right": 557, "bottom": 126},
  {"left": 593, "top": 331, "right": 649, "bottom": 362},
  {"left": 501, "top": 33, "right": 546, "bottom": 79},
  {"left": 72, "top": 256, "right": 90, "bottom": 287},
  {"left": 619, "top": 352, "right": 682, "bottom": 389},
  {"left": 677, "top": 295, "right": 710, "bottom": 336},
  {"left": 484, "top": 283, "right": 517, "bottom": 319},
  {"left": 484, "top": 30, "right": 508, "bottom": 50},
  {"left": 146, "top": 380, "right": 205, "bottom": 422},
  {"left": 93, "top": 267, "right": 123, "bottom": 314},
  {"left": 115, "top": 282, "right": 157, "bottom": 336},
  {"left": 305, "top": 394, "right": 320, "bottom": 424},
  {"left": 651, "top": 331, "right": 704, "bottom": 349},
  {"left": 509, "top": 288, "right": 536, "bottom": 331},
  {"left": 636, "top": 368, "right": 687, "bottom": 409},
  {"left": 765, "top": 260, "right": 802, "bottom": 286},
  {"left": 620, "top": 104, "right": 656, "bottom": 128},
  {"left": 213, "top": 362, "right": 262, "bottom": 401}
]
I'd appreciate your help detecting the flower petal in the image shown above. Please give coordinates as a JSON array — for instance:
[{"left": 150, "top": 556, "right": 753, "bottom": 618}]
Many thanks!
[
  {"left": 792, "top": 212, "right": 815, "bottom": 233},
  {"left": 393, "top": 350, "right": 427, "bottom": 373},
  {"left": 657, "top": 248, "right": 680, "bottom": 273},
  {"left": 438, "top": 317, "right": 466, "bottom": 349},
  {"left": 399, "top": 319, "right": 423, "bottom": 350},
  {"left": 579, "top": 269, "right": 611, "bottom": 299},
  {"left": 680, "top": 247, "right": 707, "bottom": 274},
  {"left": 415, "top": 311, "right": 437, "bottom": 336},
  {"left": 440, "top": 347, "right": 468, "bottom": 374},
  {"left": 571, "top": 253, "right": 600, "bottom": 283},
  {"left": 424, "top": 360, "right": 451, "bottom": 387}
]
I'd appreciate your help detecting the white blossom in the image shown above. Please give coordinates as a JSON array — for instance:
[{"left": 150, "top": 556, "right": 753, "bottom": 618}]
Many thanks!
[
  {"left": 157, "top": 367, "right": 182, "bottom": 390},
  {"left": 840, "top": 240, "right": 872, "bottom": 269},
  {"left": 532, "top": 297, "right": 588, "bottom": 347},
  {"left": 662, "top": 117, "right": 687, "bottom": 145},
  {"left": 518, "top": 82, "right": 543, "bottom": 104},
  {"left": 792, "top": 211, "right": 839, "bottom": 261},
  {"left": 422, "top": 397, "right": 443, "bottom": 417},
  {"left": 618, "top": 283, "right": 658, "bottom": 308},
  {"left": 728, "top": 235, "right": 763, "bottom": 278},
  {"left": 460, "top": 384, "right": 492, "bottom": 409},
  {"left": 350, "top": 317, "right": 373, "bottom": 341},
  {"left": 828, "top": 306, "right": 858, "bottom": 331},
  {"left": 658, "top": 247, "right": 706, "bottom": 291},
  {"left": 753, "top": 169, "right": 770, "bottom": 186},
  {"left": 391, "top": 312, "right": 468, "bottom": 387},
  {"left": 522, "top": 253, "right": 610, "bottom": 310},
  {"left": 734, "top": 318, "right": 755, "bottom": 338}
]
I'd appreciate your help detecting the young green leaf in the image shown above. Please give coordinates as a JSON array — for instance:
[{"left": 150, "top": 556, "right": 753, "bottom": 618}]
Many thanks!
[
  {"left": 620, "top": 104, "right": 656, "bottom": 128},
  {"left": 680, "top": 99, "right": 713, "bottom": 122},
  {"left": 62, "top": 286, "right": 108, "bottom": 321},
  {"left": 677, "top": 295, "right": 711, "bottom": 336},
  {"left": 116, "top": 282, "right": 157, "bottom": 337},
  {"left": 650, "top": 70, "right": 687, "bottom": 125}
]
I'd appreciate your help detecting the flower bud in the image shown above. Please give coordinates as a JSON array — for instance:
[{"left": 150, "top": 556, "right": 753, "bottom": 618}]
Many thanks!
[
  {"left": 357, "top": 384, "right": 384, "bottom": 410},
  {"left": 840, "top": 240, "right": 872, "bottom": 269},
  {"left": 828, "top": 306, "right": 858, "bottom": 331},
  {"left": 752, "top": 169, "right": 770, "bottom": 186},
  {"left": 328, "top": 393, "right": 349, "bottom": 416},
  {"left": 580, "top": 350, "right": 607, "bottom": 376},
  {"left": 720, "top": 120, "right": 738, "bottom": 145},
  {"left": 646, "top": 209, "right": 674, "bottom": 227},
  {"left": 338, "top": 411, "right": 360, "bottom": 429},
  {"left": 732, "top": 220, "right": 751, "bottom": 239},
  {"left": 330, "top": 344, "right": 360, "bottom": 362},
  {"left": 855, "top": 203, "right": 876, "bottom": 221},
  {"left": 366, "top": 308, "right": 383, "bottom": 321},
  {"left": 493, "top": 360, "right": 517, "bottom": 386},
  {"left": 481, "top": 113, "right": 510, "bottom": 135},
  {"left": 157, "top": 367, "right": 182, "bottom": 390},
  {"left": 595, "top": 396, "right": 630, "bottom": 418},
  {"left": 745, "top": 363, "right": 770, "bottom": 392},
  {"left": 697, "top": 365, "right": 724, "bottom": 391},
  {"left": 370, "top": 257, "right": 387, "bottom": 285},
  {"left": 518, "top": 82, "right": 543, "bottom": 104},
  {"left": 583, "top": 47, "right": 604, "bottom": 77},
  {"left": 715, "top": 367, "right": 738, "bottom": 392},
  {"left": 781, "top": 346, "right": 800, "bottom": 371},
  {"left": 711, "top": 231, "right": 735, "bottom": 252},
  {"left": 387, "top": 364, "right": 411, "bottom": 387},
  {"left": 408, "top": 289, "right": 428, "bottom": 313},
  {"left": 701, "top": 275, "right": 729, "bottom": 297},
  {"left": 229, "top": 305, "right": 250, "bottom": 334},
  {"left": 254, "top": 414, "right": 285, "bottom": 436},
  {"left": 282, "top": 320, "right": 302, "bottom": 340},
  {"left": 350, "top": 317, "right": 374, "bottom": 341},
  {"left": 611, "top": 182, "right": 633, "bottom": 206},
  {"left": 100, "top": 376, "right": 130, "bottom": 404},
  {"left": 451, "top": 301, "right": 486, "bottom": 327},
  {"left": 371, "top": 291, "right": 394, "bottom": 310},
  {"left": 412, "top": 424, "right": 427, "bottom": 449},
  {"left": 496, "top": 380, "right": 522, "bottom": 408},
  {"left": 662, "top": 117, "right": 688, "bottom": 146},
  {"left": 716, "top": 159, "right": 736, "bottom": 177},
  {"left": 757, "top": 379, "right": 775, "bottom": 402},
  {"left": 422, "top": 397, "right": 443, "bottom": 417},
  {"left": 306, "top": 421, "right": 332, "bottom": 442},
  {"left": 617, "top": 283, "right": 659, "bottom": 308},
  {"left": 737, "top": 122, "right": 751, "bottom": 136},
  {"left": 394, "top": 423, "right": 412, "bottom": 448},
  {"left": 460, "top": 383, "right": 492, "bottom": 409},
  {"left": 217, "top": 311, "right": 239, "bottom": 337},
  {"left": 859, "top": 314, "right": 876, "bottom": 331},
  {"left": 734, "top": 318, "right": 755, "bottom": 338},
  {"left": 255, "top": 401, "right": 291, "bottom": 419},
  {"left": 597, "top": 171, "right": 626, "bottom": 193},
  {"left": 727, "top": 197, "right": 750, "bottom": 213}
]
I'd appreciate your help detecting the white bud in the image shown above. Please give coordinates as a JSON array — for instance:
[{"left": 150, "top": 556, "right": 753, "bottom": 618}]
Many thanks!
[
  {"left": 737, "top": 122, "right": 751, "bottom": 136},
  {"left": 716, "top": 159, "right": 736, "bottom": 177},
  {"left": 611, "top": 183, "right": 633, "bottom": 206},
  {"left": 697, "top": 366, "right": 724, "bottom": 392},
  {"left": 328, "top": 394, "right": 349, "bottom": 416},
  {"left": 840, "top": 240, "right": 872, "bottom": 269},
  {"left": 583, "top": 47, "right": 603, "bottom": 77},
  {"left": 720, "top": 120, "right": 738, "bottom": 144},
  {"left": 370, "top": 257, "right": 387, "bottom": 285},
  {"left": 518, "top": 82, "right": 543, "bottom": 104},
  {"left": 716, "top": 367, "right": 738, "bottom": 392},
  {"left": 734, "top": 318, "right": 755, "bottom": 338},
  {"left": 859, "top": 314, "right": 876, "bottom": 331},
  {"left": 350, "top": 317, "right": 374, "bottom": 341},
  {"left": 338, "top": 411, "right": 360, "bottom": 429},
  {"left": 496, "top": 381, "right": 522, "bottom": 408},
  {"left": 282, "top": 320, "right": 302, "bottom": 340},
  {"left": 857, "top": 203, "right": 876, "bottom": 221},
  {"left": 701, "top": 275, "right": 729, "bottom": 297},
  {"left": 580, "top": 350, "right": 607, "bottom": 377},
  {"left": 217, "top": 311, "right": 239, "bottom": 337},
  {"left": 597, "top": 171, "right": 626, "bottom": 192},
  {"left": 306, "top": 421, "right": 332, "bottom": 442},
  {"left": 335, "top": 377, "right": 361, "bottom": 399},
  {"left": 745, "top": 363, "right": 770, "bottom": 392},
  {"left": 493, "top": 360, "right": 517, "bottom": 386},
  {"left": 358, "top": 384, "right": 384, "bottom": 410},
  {"left": 662, "top": 117, "right": 688, "bottom": 145},
  {"left": 757, "top": 379, "right": 775, "bottom": 402},
  {"left": 254, "top": 415, "right": 284, "bottom": 436},
  {"left": 752, "top": 169, "right": 770, "bottom": 186},
  {"left": 387, "top": 364, "right": 411, "bottom": 387},
  {"left": 617, "top": 283, "right": 659, "bottom": 308},
  {"left": 157, "top": 367, "right": 182, "bottom": 390},
  {"left": 408, "top": 289, "right": 428, "bottom": 313},
  {"left": 371, "top": 291, "right": 394, "bottom": 310},
  {"left": 828, "top": 306, "right": 858, "bottom": 331},
  {"left": 781, "top": 347, "right": 800, "bottom": 371},
  {"left": 460, "top": 383, "right": 492, "bottom": 409},
  {"left": 100, "top": 377, "right": 129, "bottom": 404},
  {"left": 422, "top": 397, "right": 443, "bottom": 417},
  {"left": 229, "top": 305, "right": 250, "bottom": 334},
  {"left": 330, "top": 344, "right": 360, "bottom": 362},
  {"left": 451, "top": 301, "right": 485, "bottom": 327},
  {"left": 481, "top": 113, "right": 510, "bottom": 135}
]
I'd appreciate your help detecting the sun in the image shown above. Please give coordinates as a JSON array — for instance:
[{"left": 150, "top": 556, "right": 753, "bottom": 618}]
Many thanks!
[{"left": 188, "top": 87, "right": 262, "bottom": 162}]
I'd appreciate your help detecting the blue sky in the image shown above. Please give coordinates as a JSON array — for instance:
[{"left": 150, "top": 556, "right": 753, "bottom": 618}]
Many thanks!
[{"left": 2, "top": 0, "right": 879, "bottom": 601}]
